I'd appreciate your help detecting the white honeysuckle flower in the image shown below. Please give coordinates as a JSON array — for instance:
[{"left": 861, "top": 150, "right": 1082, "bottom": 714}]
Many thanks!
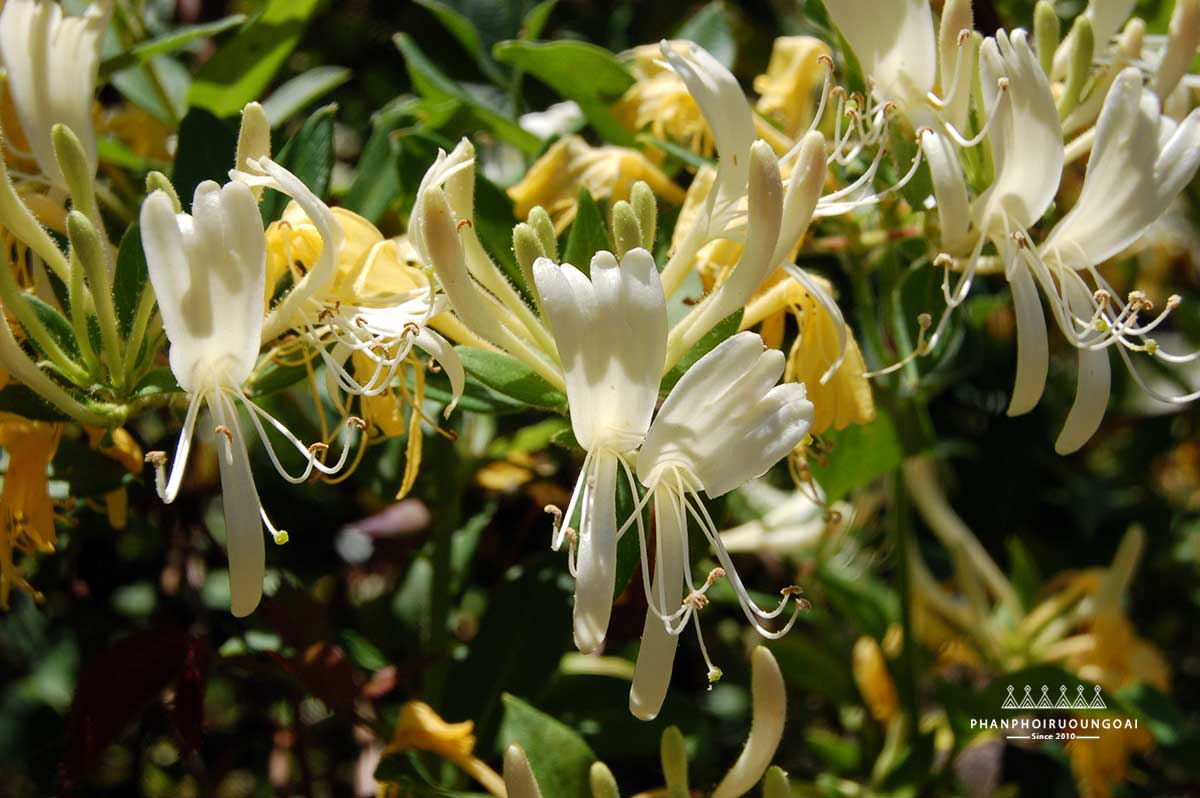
[
  {"left": 411, "top": 140, "right": 566, "bottom": 391},
  {"left": 628, "top": 331, "right": 813, "bottom": 721},
  {"left": 1021, "top": 68, "right": 1200, "bottom": 452},
  {"left": 141, "top": 176, "right": 360, "bottom": 618},
  {"left": 533, "top": 247, "right": 667, "bottom": 654},
  {"left": 823, "top": 0, "right": 937, "bottom": 112},
  {"left": 535, "top": 253, "right": 664, "bottom": 654},
  {"left": 0, "top": 0, "right": 112, "bottom": 188}
]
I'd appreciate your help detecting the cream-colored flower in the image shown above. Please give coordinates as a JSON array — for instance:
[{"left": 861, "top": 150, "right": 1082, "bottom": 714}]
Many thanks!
[{"left": 754, "top": 36, "right": 832, "bottom": 137}]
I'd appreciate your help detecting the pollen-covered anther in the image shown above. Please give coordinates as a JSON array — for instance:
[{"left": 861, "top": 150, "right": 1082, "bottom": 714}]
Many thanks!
[
  {"left": 933, "top": 252, "right": 954, "bottom": 269},
  {"left": 308, "top": 442, "right": 329, "bottom": 456},
  {"left": 455, "top": 218, "right": 473, "bottom": 232},
  {"left": 272, "top": 530, "right": 290, "bottom": 545},
  {"left": 816, "top": 53, "right": 835, "bottom": 72},
  {"left": 1011, "top": 230, "right": 1029, "bottom": 249},
  {"left": 957, "top": 28, "right": 972, "bottom": 46},
  {"left": 145, "top": 451, "right": 167, "bottom": 466},
  {"left": 215, "top": 425, "right": 233, "bottom": 443},
  {"left": 1093, "top": 289, "right": 1111, "bottom": 309},
  {"left": 1166, "top": 294, "right": 1182, "bottom": 311},
  {"left": 1127, "top": 291, "right": 1153, "bottom": 312},
  {"left": 543, "top": 504, "right": 564, "bottom": 532},
  {"left": 347, "top": 416, "right": 368, "bottom": 431},
  {"left": 403, "top": 321, "right": 421, "bottom": 337},
  {"left": 707, "top": 666, "right": 724, "bottom": 685},
  {"left": 997, "top": 77, "right": 1010, "bottom": 92}
]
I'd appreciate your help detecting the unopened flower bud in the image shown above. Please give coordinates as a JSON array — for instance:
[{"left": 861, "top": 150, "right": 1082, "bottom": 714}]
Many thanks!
[
  {"left": 610, "top": 200, "right": 643, "bottom": 259},
  {"left": 236, "top": 102, "right": 272, "bottom": 200},
  {"left": 763, "top": 766, "right": 793, "bottom": 798},
  {"left": 589, "top": 762, "right": 620, "bottom": 798},
  {"left": 630, "top": 180, "right": 657, "bottom": 251},
  {"left": 661, "top": 725, "right": 689, "bottom": 798},
  {"left": 528, "top": 205, "right": 559, "bottom": 262},
  {"left": 1057, "top": 15, "right": 1093, "bottom": 118},
  {"left": 52, "top": 123, "right": 99, "bottom": 220},
  {"left": 1034, "top": 1, "right": 1059, "bottom": 76}
]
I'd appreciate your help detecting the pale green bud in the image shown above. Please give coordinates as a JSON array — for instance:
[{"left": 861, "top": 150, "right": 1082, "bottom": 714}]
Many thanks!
[
  {"left": 528, "top": 205, "right": 558, "bottom": 262},
  {"left": 1058, "top": 15, "right": 1093, "bottom": 118},
  {"left": 67, "top": 211, "right": 123, "bottom": 387},
  {"left": 630, "top": 180, "right": 657, "bottom": 251},
  {"left": 146, "top": 171, "right": 182, "bottom": 213},
  {"left": 589, "top": 762, "right": 620, "bottom": 798},
  {"left": 236, "top": 101, "right": 272, "bottom": 200},
  {"left": 610, "top": 200, "right": 643, "bottom": 259},
  {"left": 763, "top": 767, "right": 793, "bottom": 798},
  {"left": 513, "top": 222, "right": 548, "bottom": 316},
  {"left": 661, "top": 726, "right": 689, "bottom": 798},
  {"left": 52, "top": 124, "right": 99, "bottom": 221},
  {"left": 1034, "top": 2, "right": 1059, "bottom": 77}
]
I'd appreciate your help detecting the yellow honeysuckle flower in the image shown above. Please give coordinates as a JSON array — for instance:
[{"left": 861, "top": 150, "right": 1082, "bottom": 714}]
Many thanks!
[
  {"left": 85, "top": 425, "right": 143, "bottom": 530},
  {"left": 614, "top": 43, "right": 713, "bottom": 156},
  {"left": 96, "top": 105, "right": 172, "bottom": 162},
  {"left": 852, "top": 636, "right": 899, "bottom": 724},
  {"left": 507, "top": 135, "right": 684, "bottom": 233},
  {"left": 753, "top": 36, "right": 832, "bottom": 138},
  {"left": 381, "top": 701, "right": 505, "bottom": 798},
  {"left": 264, "top": 200, "right": 386, "bottom": 308},
  {"left": 0, "top": 413, "right": 61, "bottom": 607}
]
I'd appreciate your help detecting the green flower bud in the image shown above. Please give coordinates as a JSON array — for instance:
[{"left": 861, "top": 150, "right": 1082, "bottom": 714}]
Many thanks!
[
  {"left": 763, "top": 767, "right": 793, "bottom": 798},
  {"left": 1034, "top": 2, "right": 1059, "bottom": 76},
  {"left": 589, "top": 762, "right": 620, "bottom": 798},
  {"left": 631, "top": 180, "right": 657, "bottom": 251},
  {"left": 661, "top": 725, "right": 689, "bottom": 798},
  {"left": 1058, "top": 15, "right": 1093, "bottom": 119},
  {"left": 528, "top": 205, "right": 558, "bottom": 262},
  {"left": 610, "top": 200, "right": 643, "bottom": 259},
  {"left": 52, "top": 123, "right": 99, "bottom": 222},
  {"left": 146, "top": 171, "right": 182, "bottom": 213}
]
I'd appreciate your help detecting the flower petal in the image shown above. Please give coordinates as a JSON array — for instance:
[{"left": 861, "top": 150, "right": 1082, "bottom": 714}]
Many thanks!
[
  {"left": 823, "top": 0, "right": 937, "bottom": 104},
  {"left": 1005, "top": 255, "right": 1049, "bottom": 416},
  {"left": 211, "top": 395, "right": 265, "bottom": 618},
  {"left": 573, "top": 451, "right": 619, "bottom": 654},
  {"left": 1055, "top": 275, "right": 1112, "bottom": 454},
  {"left": 629, "top": 491, "right": 685, "bottom": 721}
]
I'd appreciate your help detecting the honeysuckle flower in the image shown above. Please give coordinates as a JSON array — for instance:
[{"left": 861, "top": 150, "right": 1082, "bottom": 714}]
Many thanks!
[
  {"left": 0, "top": 0, "right": 112, "bottom": 189},
  {"left": 719, "top": 478, "right": 850, "bottom": 556},
  {"left": 261, "top": 200, "right": 463, "bottom": 414},
  {"left": 507, "top": 134, "right": 684, "bottom": 233},
  {"left": 613, "top": 42, "right": 714, "bottom": 155},
  {"left": 519, "top": 100, "right": 584, "bottom": 139},
  {"left": 852, "top": 636, "right": 899, "bottom": 724},
  {"left": 0, "top": 413, "right": 60, "bottom": 607},
  {"left": 533, "top": 247, "right": 666, "bottom": 654},
  {"left": 629, "top": 331, "right": 813, "bottom": 720},
  {"left": 383, "top": 701, "right": 505, "bottom": 798},
  {"left": 754, "top": 36, "right": 832, "bottom": 138},
  {"left": 141, "top": 175, "right": 360, "bottom": 618}
]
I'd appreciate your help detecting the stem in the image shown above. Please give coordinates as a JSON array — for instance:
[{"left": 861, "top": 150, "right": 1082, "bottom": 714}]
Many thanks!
[
  {"left": 423, "top": 433, "right": 467, "bottom": 705},
  {"left": 890, "top": 475, "right": 921, "bottom": 744},
  {"left": 121, "top": 286, "right": 157, "bottom": 388},
  {"left": 67, "top": 252, "right": 102, "bottom": 378}
]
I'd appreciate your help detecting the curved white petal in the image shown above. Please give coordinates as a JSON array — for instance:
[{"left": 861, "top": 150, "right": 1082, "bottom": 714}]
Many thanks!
[
  {"left": 573, "top": 451, "right": 619, "bottom": 654},
  {"left": 0, "top": 0, "right": 111, "bottom": 187},
  {"left": 1044, "top": 70, "right": 1200, "bottom": 268},
  {"left": 823, "top": 0, "right": 937, "bottom": 105},
  {"left": 640, "top": 332, "right": 813, "bottom": 498},
  {"left": 414, "top": 327, "right": 465, "bottom": 416},
  {"left": 712, "top": 647, "right": 787, "bottom": 798},
  {"left": 141, "top": 181, "right": 266, "bottom": 393},
  {"left": 1055, "top": 276, "right": 1112, "bottom": 454},
  {"left": 211, "top": 394, "right": 266, "bottom": 618},
  {"left": 975, "top": 30, "right": 1062, "bottom": 233},
  {"left": 1005, "top": 254, "right": 1049, "bottom": 417},
  {"left": 921, "top": 130, "right": 971, "bottom": 253},
  {"left": 629, "top": 490, "right": 685, "bottom": 721},
  {"left": 775, "top": 132, "right": 827, "bottom": 264}
]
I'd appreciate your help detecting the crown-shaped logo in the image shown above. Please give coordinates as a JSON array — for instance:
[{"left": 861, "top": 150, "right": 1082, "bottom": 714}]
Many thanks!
[{"left": 1002, "top": 683, "right": 1106, "bottom": 710}]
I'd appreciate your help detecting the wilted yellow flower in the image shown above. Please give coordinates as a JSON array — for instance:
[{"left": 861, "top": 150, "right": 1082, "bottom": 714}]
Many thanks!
[
  {"left": 614, "top": 43, "right": 713, "bottom": 155},
  {"left": 507, "top": 135, "right": 684, "bottom": 232},
  {"left": 852, "top": 636, "right": 899, "bottom": 724},
  {"left": 85, "top": 426, "right": 143, "bottom": 530},
  {"left": 382, "top": 701, "right": 504, "bottom": 797},
  {"left": 753, "top": 37, "right": 831, "bottom": 138},
  {"left": 0, "top": 414, "right": 61, "bottom": 607}
]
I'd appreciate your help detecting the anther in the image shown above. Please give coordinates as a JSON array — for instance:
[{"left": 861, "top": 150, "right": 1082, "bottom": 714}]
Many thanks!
[
  {"left": 544, "top": 505, "right": 564, "bottom": 531},
  {"left": 308, "top": 442, "right": 329, "bottom": 455},
  {"left": 456, "top": 219, "right": 473, "bottom": 232},
  {"left": 348, "top": 416, "right": 367, "bottom": 430},
  {"left": 272, "top": 530, "right": 290, "bottom": 545},
  {"left": 145, "top": 451, "right": 167, "bottom": 466},
  {"left": 214, "top": 425, "right": 233, "bottom": 443}
]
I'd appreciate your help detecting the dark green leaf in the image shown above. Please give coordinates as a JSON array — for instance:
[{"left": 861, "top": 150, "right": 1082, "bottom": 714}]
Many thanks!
[
  {"left": 112, "top": 227, "right": 149, "bottom": 338},
  {"left": 817, "top": 565, "right": 895, "bottom": 639},
  {"left": 414, "top": 0, "right": 509, "bottom": 87},
  {"left": 499, "top": 693, "right": 596, "bottom": 798},
  {"left": 342, "top": 105, "right": 411, "bottom": 222},
  {"left": 260, "top": 104, "right": 336, "bottom": 223},
  {"left": 21, "top": 295, "right": 78, "bottom": 360},
  {"left": 186, "top": 0, "right": 322, "bottom": 118},
  {"left": 417, "top": 367, "right": 528, "bottom": 416},
  {"left": 171, "top": 108, "right": 237, "bottom": 210},
  {"left": 660, "top": 309, "right": 742, "bottom": 395},
  {"left": 111, "top": 57, "right": 190, "bottom": 125},
  {"left": 260, "top": 67, "right": 352, "bottom": 127},
  {"left": 395, "top": 33, "right": 540, "bottom": 156},
  {"left": 675, "top": 2, "right": 737, "bottom": 68},
  {"left": 100, "top": 15, "right": 246, "bottom": 77},
  {"left": 493, "top": 39, "right": 635, "bottom": 144},
  {"left": 561, "top": 187, "right": 610, "bottom": 271},
  {"left": 456, "top": 347, "right": 566, "bottom": 412}
]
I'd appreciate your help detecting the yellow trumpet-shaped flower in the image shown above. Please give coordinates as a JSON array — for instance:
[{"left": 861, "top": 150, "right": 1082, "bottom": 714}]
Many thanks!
[
  {"left": 507, "top": 135, "right": 684, "bottom": 232},
  {"left": 852, "top": 636, "right": 899, "bottom": 724},
  {"left": 0, "top": 413, "right": 61, "bottom": 607},
  {"left": 85, "top": 425, "right": 143, "bottom": 530},
  {"left": 381, "top": 701, "right": 505, "bottom": 798},
  {"left": 753, "top": 37, "right": 832, "bottom": 138},
  {"left": 614, "top": 43, "right": 714, "bottom": 156}
]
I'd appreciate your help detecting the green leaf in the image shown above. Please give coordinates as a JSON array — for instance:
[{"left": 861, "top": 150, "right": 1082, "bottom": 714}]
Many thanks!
[
  {"left": 21, "top": 295, "right": 78, "bottom": 360},
  {"left": 493, "top": 39, "right": 635, "bottom": 144},
  {"left": 414, "top": 0, "right": 509, "bottom": 87},
  {"left": 171, "top": 107, "right": 237, "bottom": 210},
  {"left": 818, "top": 566, "right": 895, "bottom": 639},
  {"left": 1006, "top": 536, "right": 1042, "bottom": 613},
  {"left": 561, "top": 187, "right": 610, "bottom": 271},
  {"left": 499, "top": 693, "right": 596, "bottom": 798},
  {"left": 245, "top": 357, "right": 310, "bottom": 399},
  {"left": 186, "top": 0, "right": 322, "bottom": 118},
  {"left": 112, "top": 227, "right": 149, "bottom": 338},
  {"left": 0, "top": 385, "right": 71, "bottom": 422},
  {"left": 675, "top": 2, "right": 737, "bottom": 69},
  {"left": 456, "top": 347, "right": 566, "bottom": 412},
  {"left": 394, "top": 33, "right": 540, "bottom": 156},
  {"left": 111, "top": 56, "right": 191, "bottom": 126},
  {"left": 413, "top": 364, "right": 528, "bottom": 416},
  {"left": 769, "top": 637, "right": 859, "bottom": 706},
  {"left": 660, "top": 309, "right": 743, "bottom": 395},
  {"left": 260, "top": 104, "right": 336, "bottom": 223},
  {"left": 100, "top": 15, "right": 246, "bottom": 77},
  {"left": 342, "top": 105, "right": 411, "bottom": 222},
  {"left": 132, "top": 367, "right": 181, "bottom": 398},
  {"left": 260, "top": 67, "right": 352, "bottom": 128},
  {"left": 809, "top": 410, "right": 903, "bottom": 502}
]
